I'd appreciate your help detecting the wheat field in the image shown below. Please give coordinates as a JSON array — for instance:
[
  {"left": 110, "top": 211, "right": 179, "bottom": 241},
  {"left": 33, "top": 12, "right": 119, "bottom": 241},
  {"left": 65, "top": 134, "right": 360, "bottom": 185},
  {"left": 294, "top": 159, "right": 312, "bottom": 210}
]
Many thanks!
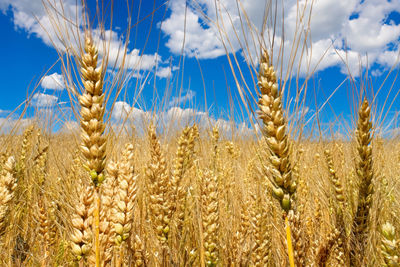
[{"left": 0, "top": 0, "right": 399, "bottom": 266}]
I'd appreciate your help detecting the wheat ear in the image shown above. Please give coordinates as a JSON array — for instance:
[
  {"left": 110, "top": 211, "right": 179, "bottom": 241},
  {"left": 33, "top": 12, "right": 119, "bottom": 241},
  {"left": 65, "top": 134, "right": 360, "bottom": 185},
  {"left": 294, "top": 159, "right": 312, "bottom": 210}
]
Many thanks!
[
  {"left": 201, "top": 169, "right": 219, "bottom": 267},
  {"left": 100, "top": 162, "right": 118, "bottom": 265},
  {"left": 0, "top": 156, "right": 17, "bottom": 232},
  {"left": 381, "top": 222, "right": 400, "bottom": 267},
  {"left": 257, "top": 50, "right": 295, "bottom": 266},
  {"left": 172, "top": 126, "right": 196, "bottom": 236},
  {"left": 257, "top": 50, "right": 295, "bottom": 212},
  {"left": 350, "top": 98, "right": 374, "bottom": 265},
  {"left": 113, "top": 143, "right": 137, "bottom": 267},
  {"left": 79, "top": 34, "right": 106, "bottom": 267},
  {"left": 70, "top": 183, "right": 94, "bottom": 264},
  {"left": 324, "top": 149, "right": 347, "bottom": 263},
  {"left": 145, "top": 124, "right": 171, "bottom": 263},
  {"left": 17, "top": 126, "right": 33, "bottom": 179},
  {"left": 250, "top": 193, "right": 271, "bottom": 266}
]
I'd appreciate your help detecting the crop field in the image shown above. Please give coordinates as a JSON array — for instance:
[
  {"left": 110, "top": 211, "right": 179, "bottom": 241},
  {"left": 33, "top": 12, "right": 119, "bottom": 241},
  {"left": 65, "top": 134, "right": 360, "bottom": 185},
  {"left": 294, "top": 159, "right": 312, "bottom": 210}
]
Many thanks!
[{"left": 0, "top": 0, "right": 399, "bottom": 266}]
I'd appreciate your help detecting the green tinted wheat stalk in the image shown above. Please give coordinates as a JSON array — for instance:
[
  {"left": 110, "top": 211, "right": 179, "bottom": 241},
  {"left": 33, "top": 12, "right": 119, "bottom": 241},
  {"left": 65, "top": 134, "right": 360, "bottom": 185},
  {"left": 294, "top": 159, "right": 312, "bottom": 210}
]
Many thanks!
[
  {"left": 350, "top": 98, "right": 374, "bottom": 265},
  {"left": 381, "top": 222, "right": 400, "bottom": 267},
  {"left": 78, "top": 34, "right": 106, "bottom": 267}
]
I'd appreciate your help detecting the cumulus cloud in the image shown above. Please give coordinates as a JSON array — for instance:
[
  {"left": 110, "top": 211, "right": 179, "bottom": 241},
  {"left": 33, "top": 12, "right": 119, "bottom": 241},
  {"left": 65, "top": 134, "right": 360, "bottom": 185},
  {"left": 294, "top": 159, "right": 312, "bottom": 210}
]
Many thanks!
[
  {"left": 110, "top": 101, "right": 255, "bottom": 136},
  {"left": 112, "top": 101, "right": 150, "bottom": 123},
  {"left": 31, "top": 92, "right": 58, "bottom": 107},
  {"left": 93, "top": 29, "right": 166, "bottom": 72},
  {"left": 168, "top": 90, "right": 195, "bottom": 107},
  {"left": 0, "top": 117, "right": 33, "bottom": 134},
  {"left": 0, "top": 0, "right": 81, "bottom": 48},
  {"left": 161, "top": 0, "right": 226, "bottom": 59},
  {"left": 41, "top": 72, "right": 64, "bottom": 90},
  {"left": 156, "top": 66, "right": 173, "bottom": 78},
  {"left": 162, "top": 0, "right": 400, "bottom": 77},
  {"left": 1, "top": 1, "right": 173, "bottom": 78},
  {"left": 0, "top": 109, "right": 9, "bottom": 116}
]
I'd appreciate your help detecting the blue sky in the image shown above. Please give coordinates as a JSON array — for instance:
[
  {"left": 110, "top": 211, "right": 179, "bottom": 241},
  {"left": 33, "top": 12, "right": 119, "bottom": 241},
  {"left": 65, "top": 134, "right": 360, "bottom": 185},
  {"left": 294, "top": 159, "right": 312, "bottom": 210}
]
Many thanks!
[{"left": 0, "top": 0, "right": 400, "bottom": 137}]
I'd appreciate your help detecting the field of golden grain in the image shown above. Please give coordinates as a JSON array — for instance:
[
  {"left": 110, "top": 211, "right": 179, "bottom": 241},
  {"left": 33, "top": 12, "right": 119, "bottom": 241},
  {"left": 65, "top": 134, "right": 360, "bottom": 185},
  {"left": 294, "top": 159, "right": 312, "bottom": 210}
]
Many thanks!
[{"left": 0, "top": 1, "right": 399, "bottom": 267}]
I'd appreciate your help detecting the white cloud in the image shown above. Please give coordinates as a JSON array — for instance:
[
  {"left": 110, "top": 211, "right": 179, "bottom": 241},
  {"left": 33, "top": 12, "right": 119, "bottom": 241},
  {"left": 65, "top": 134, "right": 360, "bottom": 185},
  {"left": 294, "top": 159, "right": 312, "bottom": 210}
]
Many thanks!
[
  {"left": 41, "top": 72, "right": 64, "bottom": 90},
  {"left": 161, "top": 0, "right": 227, "bottom": 59},
  {"left": 164, "top": 106, "right": 200, "bottom": 125},
  {"left": 1, "top": 0, "right": 81, "bottom": 49},
  {"left": 94, "top": 29, "right": 163, "bottom": 71},
  {"left": 31, "top": 92, "right": 58, "bottom": 107},
  {"left": 0, "top": 109, "right": 9, "bottom": 116},
  {"left": 377, "top": 47, "right": 400, "bottom": 66},
  {"left": 156, "top": 66, "right": 173, "bottom": 78},
  {"left": 0, "top": 117, "right": 33, "bottom": 134},
  {"left": 112, "top": 101, "right": 150, "bottom": 122},
  {"left": 110, "top": 101, "right": 254, "bottom": 136},
  {"left": 168, "top": 90, "right": 195, "bottom": 107},
  {"left": 1, "top": 1, "right": 173, "bottom": 78},
  {"left": 343, "top": 0, "right": 400, "bottom": 53},
  {"left": 162, "top": 0, "right": 400, "bottom": 77}
]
